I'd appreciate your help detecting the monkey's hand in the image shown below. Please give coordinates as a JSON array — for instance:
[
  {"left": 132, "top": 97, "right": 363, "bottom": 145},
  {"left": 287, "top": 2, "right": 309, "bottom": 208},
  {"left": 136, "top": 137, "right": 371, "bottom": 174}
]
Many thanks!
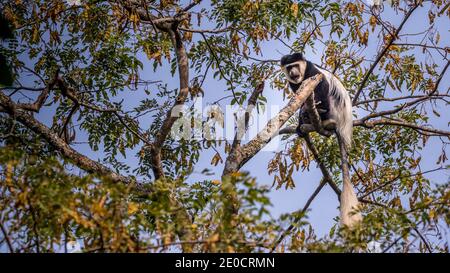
[{"left": 296, "top": 123, "right": 308, "bottom": 137}]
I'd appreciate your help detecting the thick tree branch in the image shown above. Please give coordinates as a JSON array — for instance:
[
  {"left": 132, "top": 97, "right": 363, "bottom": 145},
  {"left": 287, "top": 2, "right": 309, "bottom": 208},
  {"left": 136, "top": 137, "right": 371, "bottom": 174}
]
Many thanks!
[
  {"left": 1, "top": 88, "right": 196, "bottom": 251},
  {"left": 118, "top": 2, "right": 195, "bottom": 248},
  {"left": 220, "top": 75, "right": 322, "bottom": 229},
  {"left": 223, "top": 74, "right": 323, "bottom": 176},
  {"left": 147, "top": 27, "right": 190, "bottom": 180},
  {"left": 0, "top": 92, "right": 135, "bottom": 185},
  {"left": 12, "top": 72, "right": 59, "bottom": 112}
]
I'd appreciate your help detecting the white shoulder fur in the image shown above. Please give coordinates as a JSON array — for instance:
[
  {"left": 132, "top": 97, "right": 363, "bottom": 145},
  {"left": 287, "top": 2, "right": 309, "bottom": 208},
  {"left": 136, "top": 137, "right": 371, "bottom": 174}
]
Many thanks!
[{"left": 316, "top": 67, "right": 353, "bottom": 148}]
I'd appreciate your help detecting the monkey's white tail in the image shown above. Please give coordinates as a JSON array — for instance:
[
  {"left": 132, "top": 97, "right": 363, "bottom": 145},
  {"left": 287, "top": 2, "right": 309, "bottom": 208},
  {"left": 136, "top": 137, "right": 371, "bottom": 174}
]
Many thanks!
[
  {"left": 337, "top": 133, "right": 362, "bottom": 228},
  {"left": 332, "top": 79, "right": 353, "bottom": 149},
  {"left": 335, "top": 100, "right": 353, "bottom": 149},
  {"left": 340, "top": 179, "right": 362, "bottom": 228}
]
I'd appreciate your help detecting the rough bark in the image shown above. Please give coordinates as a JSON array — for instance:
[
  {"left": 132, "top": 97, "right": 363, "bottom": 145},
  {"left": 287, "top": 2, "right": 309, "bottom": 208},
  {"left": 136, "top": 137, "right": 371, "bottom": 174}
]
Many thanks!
[
  {"left": 223, "top": 74, "right": 323, "bottom": 176},
  {"left": 0, "top": 92, "right": 133, "bottom": 185}
]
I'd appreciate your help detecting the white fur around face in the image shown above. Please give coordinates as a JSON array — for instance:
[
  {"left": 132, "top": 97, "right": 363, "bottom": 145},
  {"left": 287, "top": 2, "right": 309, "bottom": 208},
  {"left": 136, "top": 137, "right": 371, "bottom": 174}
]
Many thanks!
[{"left": 282, "top": 60, "right": 306, "bottom": 84}]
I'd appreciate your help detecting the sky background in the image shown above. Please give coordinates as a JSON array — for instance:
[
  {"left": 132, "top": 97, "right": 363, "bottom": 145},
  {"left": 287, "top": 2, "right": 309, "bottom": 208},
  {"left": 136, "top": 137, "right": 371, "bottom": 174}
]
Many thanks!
[{"left": 10, "top": 0, "right": 450, "bottom": 245}]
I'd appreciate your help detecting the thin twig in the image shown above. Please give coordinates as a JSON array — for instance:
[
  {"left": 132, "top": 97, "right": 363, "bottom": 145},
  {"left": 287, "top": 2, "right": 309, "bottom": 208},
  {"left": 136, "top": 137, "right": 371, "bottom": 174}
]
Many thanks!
[{"left": 0, "top": 218, "right": 14, "bottom": 253}]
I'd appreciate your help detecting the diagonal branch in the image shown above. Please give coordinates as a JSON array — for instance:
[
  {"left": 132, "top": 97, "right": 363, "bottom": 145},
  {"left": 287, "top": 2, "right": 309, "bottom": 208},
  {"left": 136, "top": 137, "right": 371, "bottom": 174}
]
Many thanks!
[
  {"left": 352, "top": 4, "right": 419, "bottom": 104},
  {"left": 223, "top": 74, "right": 323, "bottom": 176},
  {"left": 0, "top": 217, "right": 14, "bottom": 253},
  {"left": 0, "top": 91, "right": 135, "bottom": 186},
  {"left": 147, "top": 26, "right": 190, "bottom": 180},
  {"left": 200, "top": 32, "right": 238, "bottom": 101},
  {"left": 12, "top": 72, "right": 59, "bottom": 112},
  {"left": 231, "top": 81, "right": 265, "bottom": 150},
  {"left": 303, "top": 135, "right": 342, "bottom": 196},
  {"left": 2, "top": 88, "right": 197, "bottom": 251},
  {"left": 270, "top": 178, "right": 327, "bottom": 253}
]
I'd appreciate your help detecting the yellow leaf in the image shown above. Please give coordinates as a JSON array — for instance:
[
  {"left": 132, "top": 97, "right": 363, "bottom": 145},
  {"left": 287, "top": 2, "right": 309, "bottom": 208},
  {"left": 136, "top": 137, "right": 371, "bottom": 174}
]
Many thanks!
[
  {"left": 208, "top": 233, "right": 219, "bottom": 243},
  {"left": 183, "top": 31, "right": 193, "bottom": 42},
  {"left": 369, "top": 15, "right": 377, "bottom": 31},
  {"left": 128, "top": 202, "right": 139, "bottom": 215},
  {"left": 291, "top": 3, "right": 299, "bottom": 17},
  {"left": 211, "top": 180, "right": 221, "bottom": 185},
  {"left": 429, "top": 209, "right": 436, "bottom": 220}
]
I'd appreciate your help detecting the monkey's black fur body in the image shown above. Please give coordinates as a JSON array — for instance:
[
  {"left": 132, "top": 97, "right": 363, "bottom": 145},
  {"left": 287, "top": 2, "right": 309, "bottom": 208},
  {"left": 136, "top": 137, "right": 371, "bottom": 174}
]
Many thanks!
[
  {"left": 280, "top": 53, "right": 353, "bottom": 148},
  {"left": 290, "top": 61, "right": 332, "bottom": 126}
]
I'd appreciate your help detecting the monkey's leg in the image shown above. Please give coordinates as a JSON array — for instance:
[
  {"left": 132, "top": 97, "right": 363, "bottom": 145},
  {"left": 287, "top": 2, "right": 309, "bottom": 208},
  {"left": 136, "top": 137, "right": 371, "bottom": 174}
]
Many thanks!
[
  {"left": 336, "top": 133, "right": 362, "bottom": 228},
  {"left": 296, "top": 111, "right": 310, "bottom": 137}
]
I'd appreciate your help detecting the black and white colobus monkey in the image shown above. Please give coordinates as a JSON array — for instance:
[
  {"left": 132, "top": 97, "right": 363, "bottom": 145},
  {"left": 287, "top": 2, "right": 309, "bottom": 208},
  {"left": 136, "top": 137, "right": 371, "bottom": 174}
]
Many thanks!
[
  {"left": 281, "top": 53, "right": 353, "bottom": 148},
  {"left": 281, "top": 53, "right": 362, "bottom": 227}
]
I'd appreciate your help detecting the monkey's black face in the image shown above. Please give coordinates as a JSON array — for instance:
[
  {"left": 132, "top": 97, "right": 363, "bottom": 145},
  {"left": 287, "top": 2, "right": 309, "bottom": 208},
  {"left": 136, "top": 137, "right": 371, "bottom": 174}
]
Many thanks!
[
  {"left": 286, "top": 64, "right": 301, "bottom": 81},
  {"left": 282, "top": 60, "right": 306, "bottom": 84},
  {"left": 280, "top": 53, "right": 307, "bottom": 84}
]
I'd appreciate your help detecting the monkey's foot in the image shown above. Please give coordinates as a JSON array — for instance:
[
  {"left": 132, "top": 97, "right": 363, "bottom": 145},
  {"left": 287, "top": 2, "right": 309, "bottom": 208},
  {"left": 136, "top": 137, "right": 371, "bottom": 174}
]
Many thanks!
[
  {"left": 322, "top": 119, "right": 337, "bottom": 130},
  {"left": 298, "top": 122, "right": 334, "bottom": 137},
  {"left": 296, "top": 125, "right": 308, "bottom": 137},
  {"left": 297, "top": 124, "right": 332, "bottom": 137}
]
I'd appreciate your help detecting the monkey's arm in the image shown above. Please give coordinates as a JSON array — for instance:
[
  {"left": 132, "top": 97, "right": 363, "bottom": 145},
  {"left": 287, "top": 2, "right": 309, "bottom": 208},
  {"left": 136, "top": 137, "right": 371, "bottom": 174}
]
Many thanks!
[{"left": 297, "top": 90, "right": 335, "bottom": 137}]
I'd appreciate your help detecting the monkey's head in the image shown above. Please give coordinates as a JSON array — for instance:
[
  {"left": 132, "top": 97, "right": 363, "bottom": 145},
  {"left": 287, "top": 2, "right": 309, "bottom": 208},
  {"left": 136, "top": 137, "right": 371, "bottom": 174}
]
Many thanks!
[{"left": 280, "top": 53, "right": 307, "bottom": 84}]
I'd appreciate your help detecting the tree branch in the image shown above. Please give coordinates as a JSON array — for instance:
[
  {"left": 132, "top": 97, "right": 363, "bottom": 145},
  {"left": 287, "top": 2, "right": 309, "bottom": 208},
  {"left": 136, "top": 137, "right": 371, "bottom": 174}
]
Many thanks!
[
  {"left": 270, "top": 178, "right": 327, "bottom": 252},
  {"left": 179, "top": 26, "right": 232, "bottom": 34},
  {"left": 223, "top": 74, "right": 323, "bottom": 176},
  {"left": 360, "top": 167, "right": 444, "bottom": 199},
  {"left": 147, "top": 27, "right": 190, "bottom": 180},
  {"left": 0, "top": 91, "right": 136, "bottom": 186},
  {"left": 231, "top": 81, "right": 265, "bottom": 149},
  {"left": 12, "top": 72, "right": 59, "bottom": 112},
  {"left": 281, "top": 118, "right": 450, "bottom": 137},
  {"left": 56, "top": 78, "right": 152, "bottom": 145},
  {"left": 352, "top": 4, "right": 419, "bottom": 104},
  {"left": 354, "top": 118, "right": 450, "bottom": 137},
  {"left": 355, "top": 94, "right": 450, "bottom": 106},
  {"left": 0, "top": 218, "right": 14, "bottom": 253},
  {"left": 303, "top": 135, "right": 341, "bottom": 196}
]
